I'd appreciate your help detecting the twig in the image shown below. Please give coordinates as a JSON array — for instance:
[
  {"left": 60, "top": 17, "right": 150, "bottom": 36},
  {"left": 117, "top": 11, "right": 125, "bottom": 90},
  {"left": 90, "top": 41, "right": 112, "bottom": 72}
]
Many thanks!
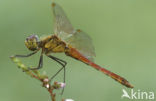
[{"left": 10, "top": 56, "right": 64, "bottom": 101}]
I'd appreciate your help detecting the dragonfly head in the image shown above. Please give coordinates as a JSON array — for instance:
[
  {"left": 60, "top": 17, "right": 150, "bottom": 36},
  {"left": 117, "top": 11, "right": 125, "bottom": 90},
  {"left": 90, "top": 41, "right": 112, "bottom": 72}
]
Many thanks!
[{"left": 25, "top": 35, "right": 39, "bottom": 51}]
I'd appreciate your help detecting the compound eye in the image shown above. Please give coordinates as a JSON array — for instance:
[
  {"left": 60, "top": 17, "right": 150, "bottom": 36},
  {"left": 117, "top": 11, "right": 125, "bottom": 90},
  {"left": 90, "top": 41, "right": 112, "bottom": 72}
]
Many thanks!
[{"left": 25, "top": 35, "right": 39, "bottom": 51}]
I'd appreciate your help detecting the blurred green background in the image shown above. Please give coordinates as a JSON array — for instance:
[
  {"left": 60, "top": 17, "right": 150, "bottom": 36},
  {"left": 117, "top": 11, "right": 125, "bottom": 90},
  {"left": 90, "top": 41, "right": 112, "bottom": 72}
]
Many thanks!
[{"left": 0, "top": 0, "right": 156, "bottom": 101}]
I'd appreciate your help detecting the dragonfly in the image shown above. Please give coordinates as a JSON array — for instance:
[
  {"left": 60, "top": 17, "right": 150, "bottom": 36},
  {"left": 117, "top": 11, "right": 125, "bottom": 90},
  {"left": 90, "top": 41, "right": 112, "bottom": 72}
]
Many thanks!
[{"left": 15, "top": 2, "right": 133, "bottom": 90}]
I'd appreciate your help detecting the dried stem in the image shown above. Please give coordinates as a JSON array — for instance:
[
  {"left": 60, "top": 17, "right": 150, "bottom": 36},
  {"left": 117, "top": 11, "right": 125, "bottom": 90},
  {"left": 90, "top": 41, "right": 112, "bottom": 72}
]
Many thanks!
[{"left": 10, "top": 56, "right": 63, "bottom": 101}]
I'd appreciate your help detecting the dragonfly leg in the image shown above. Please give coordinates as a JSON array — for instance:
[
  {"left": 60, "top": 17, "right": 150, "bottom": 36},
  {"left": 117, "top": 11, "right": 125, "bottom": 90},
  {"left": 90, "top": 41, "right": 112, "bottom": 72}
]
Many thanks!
[
  {"left": 14, "top": 51, "right": 38, "bottom": 58},
  {"left": 28, "top": 54, "right": 43, "bottom": 70},
  {"left": 47, "top": 55, "right": 67, "bottom": 94}
]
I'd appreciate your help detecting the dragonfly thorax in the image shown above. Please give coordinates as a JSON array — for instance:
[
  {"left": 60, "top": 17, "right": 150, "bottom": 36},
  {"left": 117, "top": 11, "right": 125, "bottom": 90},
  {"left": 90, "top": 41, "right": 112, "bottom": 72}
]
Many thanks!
[{"left": 39, "top": 35, "right": 67, "bottom": 54}]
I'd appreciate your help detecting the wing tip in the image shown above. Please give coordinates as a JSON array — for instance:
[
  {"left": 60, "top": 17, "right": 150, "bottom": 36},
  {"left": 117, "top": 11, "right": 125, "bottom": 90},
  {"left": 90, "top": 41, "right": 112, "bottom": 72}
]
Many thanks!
[
  {"left": 52, "top": 2, "right": 56, "bottom": 7},
  {"left": 77, "top": 29, "right": 82, "bottom": 32}
]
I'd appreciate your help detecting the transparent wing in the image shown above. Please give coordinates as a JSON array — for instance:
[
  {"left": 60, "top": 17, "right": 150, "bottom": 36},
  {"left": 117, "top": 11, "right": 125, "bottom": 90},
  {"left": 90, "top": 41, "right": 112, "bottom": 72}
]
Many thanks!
[
  {"left": 52, "top": 3, "right": 95, "bottom": 61},
  {"left": 52, "top": 3, "right": 75, "bottom": 36},
  {"left": 64, "top": 29, "right": 96, "bottom": 61}
]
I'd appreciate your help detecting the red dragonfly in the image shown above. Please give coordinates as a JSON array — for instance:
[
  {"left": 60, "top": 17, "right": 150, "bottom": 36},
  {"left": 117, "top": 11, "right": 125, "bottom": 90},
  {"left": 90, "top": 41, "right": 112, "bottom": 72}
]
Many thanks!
[{"left": 15, "top": 2, "right": 133, "bottom": 89}]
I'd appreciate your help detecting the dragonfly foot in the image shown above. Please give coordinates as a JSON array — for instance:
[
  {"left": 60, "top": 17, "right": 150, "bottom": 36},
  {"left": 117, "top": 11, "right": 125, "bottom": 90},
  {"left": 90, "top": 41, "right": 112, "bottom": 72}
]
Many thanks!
[{"left": 27, "top": 67, "right": 39, "bottom": 71}]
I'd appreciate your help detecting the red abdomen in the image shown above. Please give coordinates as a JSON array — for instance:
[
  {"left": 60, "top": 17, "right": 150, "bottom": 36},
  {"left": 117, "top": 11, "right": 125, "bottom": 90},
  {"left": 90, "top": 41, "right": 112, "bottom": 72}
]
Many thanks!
[{"left": 66, "top": 47, "right": 133, "bottom": 88}]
